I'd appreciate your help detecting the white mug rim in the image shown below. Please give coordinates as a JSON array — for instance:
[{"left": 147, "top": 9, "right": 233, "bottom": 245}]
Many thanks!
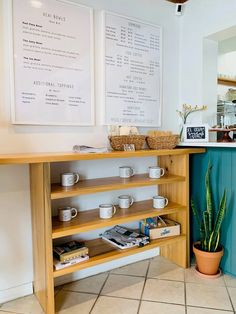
[
  {"left": 99, "top": 204, "right": 114, "bottom": 208},
  {"left": 149, "top": 166, "right": 161, "bottom": 169},
  {"left": 119, "top": 166, "right": 132, "bottom": 169},
  {"left": 58, "top": 206, "right": 74, "bottom": 210},
  {"left": 153, "top": 196, "right": 165, "bottom": 199},
  {"left": 118, "top": 195, "right": 131, "bottom": 199}
]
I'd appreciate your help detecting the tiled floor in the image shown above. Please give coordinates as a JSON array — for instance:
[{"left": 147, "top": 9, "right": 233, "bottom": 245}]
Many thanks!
[{"left": 1, "top": 256, "right": 236, "bottom": 314}]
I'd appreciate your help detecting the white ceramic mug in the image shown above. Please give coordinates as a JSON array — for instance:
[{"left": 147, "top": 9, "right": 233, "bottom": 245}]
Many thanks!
[
  {"left": 153, "top": 196, "right": 169, "bottom": 209},
  {"left": 119, "top": 166, "right": 135, "bottom": 178},
  {"left": 118, "top": 195, "right": 134, "bottom": 209},
  {"left": 149, "top": 166, "right": 165, "bottom": 179},
  {"left": 99, "top": 204, "right": 116, "bottom": 219},
  {"left": 58, "top": 207, "right": 78, "bottom": 222},
  {"left": 61, "top": 172, "right": 79, "bottom": 187}
]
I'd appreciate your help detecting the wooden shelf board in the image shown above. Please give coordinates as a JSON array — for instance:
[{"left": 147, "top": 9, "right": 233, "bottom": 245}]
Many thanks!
[
  {"left": 0, "top": 148, "right": 205, "bottom": 164},
  {"left": 218, "top": 78, "right": 236, "bottom": 87},
  {"left": 53, "top": 235, "right": 186, "bottom": 278},
  {"left": 52, "top": 200, "right": 186, "bottom": 239},
  {"left": 51, "top": 174, "right": 185, "bottom": 200}
]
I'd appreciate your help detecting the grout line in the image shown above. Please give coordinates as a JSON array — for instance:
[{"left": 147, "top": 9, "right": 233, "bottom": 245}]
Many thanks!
[
  {"left": 0, "top": 311, "right": 23, "bottom": 314},
  {"left": 137, "top": 298, "right": 185, "bottom": 307},
  {"left": 59, "top": 289, "right": 99, "bottom": 296},
  {"left": 88, "top": 295, "right": 99, "bottom": 314},
  {"left": 108, "top": 272, "right": 147, "bottom": 279},
  {"left": 137, "top": 259, "right": 151, "bottom": 313},
  {"left": 187, "top": 304, "right": 234, "bottom": 312},
  {"left": 184, "top": 268, "right": 187, "bottom": 314},
  {"left": 98, "top": 294, "right": 142, "bottom": 302},
  {"left": 98, "top": 272, "right": 111, "bottom": 295},
  {"left": 89, "top": 272, "right": 111, "bottom": 314},
  {"left": 224, "top": 283, "right": 235, "bottom": 312}
]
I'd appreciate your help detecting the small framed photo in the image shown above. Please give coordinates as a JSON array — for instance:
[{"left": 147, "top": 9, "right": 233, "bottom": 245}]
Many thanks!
[{"left": 183, "top": 124, "right": 209, "bottom": 142}]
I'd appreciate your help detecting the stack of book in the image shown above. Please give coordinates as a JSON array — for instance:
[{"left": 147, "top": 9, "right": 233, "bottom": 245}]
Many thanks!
[{"left": 53, "top": 240, "right": 89, "bottom": 270}]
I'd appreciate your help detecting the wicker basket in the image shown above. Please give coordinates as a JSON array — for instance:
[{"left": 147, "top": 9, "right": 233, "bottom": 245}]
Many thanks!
[
  {"left": 109, "top": 135, "right": 146, "bottom": 151},
  {"left": 147, "top": 135, "right": 179, "bottom": 150}
]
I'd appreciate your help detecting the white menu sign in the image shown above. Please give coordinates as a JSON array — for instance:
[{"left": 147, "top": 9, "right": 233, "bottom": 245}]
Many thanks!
[
  {"left": 11, "top": 0, "right": 94, "bottom": 125},
  {"left": 103, "top": 12, "right": 162, "bottom": 126}
]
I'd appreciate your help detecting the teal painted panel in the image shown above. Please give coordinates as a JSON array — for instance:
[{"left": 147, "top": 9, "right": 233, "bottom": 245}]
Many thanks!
[{"left": 190, "top": 148, "right": 235, "bottom": 277}]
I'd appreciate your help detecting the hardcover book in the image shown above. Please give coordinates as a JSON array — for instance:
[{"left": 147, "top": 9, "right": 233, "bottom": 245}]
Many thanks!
[{"left": 53, "top": 240, "right": 89, "bottom": 262}]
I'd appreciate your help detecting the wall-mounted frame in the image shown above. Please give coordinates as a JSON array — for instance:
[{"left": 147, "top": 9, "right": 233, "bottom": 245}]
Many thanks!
[
  {"left": 102, "top": 11, "right": 162, "bottom": 127},
  {"left": 10, "top": 0, "right": 94, "bottom": 125},
  {"left": 183, "top": 124, "right": 209, "bottom": 142}
]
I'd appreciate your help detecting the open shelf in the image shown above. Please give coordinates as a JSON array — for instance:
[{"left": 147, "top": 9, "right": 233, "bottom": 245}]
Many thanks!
[
  {"left": 51, "top": 173, "right": 185, "bottom": 200},
  {"left": 52, "top": 200, "right": 186, "bottom": 239},
  {"left": 53, "top": 235, "right": 186, "bottom": 278}
]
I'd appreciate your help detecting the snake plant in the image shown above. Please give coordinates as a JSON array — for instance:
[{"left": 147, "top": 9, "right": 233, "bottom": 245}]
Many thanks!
[{"left": 191, "top": 162, "right": 227, "bottom": 252}]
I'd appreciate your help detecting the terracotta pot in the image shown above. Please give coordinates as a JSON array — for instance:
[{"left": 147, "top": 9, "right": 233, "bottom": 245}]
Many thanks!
[{"left": 193, "top": 242, "right": 224, "bottom": 275}]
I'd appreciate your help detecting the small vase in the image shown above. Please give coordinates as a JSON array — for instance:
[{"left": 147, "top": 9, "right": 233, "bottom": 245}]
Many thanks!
[{"left": 179, "top": 124, "right": 186, "bottom": 142}]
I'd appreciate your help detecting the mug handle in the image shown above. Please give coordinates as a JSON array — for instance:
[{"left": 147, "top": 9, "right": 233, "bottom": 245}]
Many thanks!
[
  {"left": 74, "top": 173, "right": 79, "bottom": 184},
  {"left": 160, "top": 168, "right": 165, "bottom": 177},
  {"left": 130, "top": 197, "right": 134, "bottom": 206},
  {"left": 131, "top": 168, "right": 135, "bottom": 176},
  {"left": 165, "top": 198, "right": 169, "bottom": 207},
  {"left": 71, "top": 208, "right": 78, "bottom": 219},
  {"left": 112, "top": 205, "right": 116, "bottom": 216}
]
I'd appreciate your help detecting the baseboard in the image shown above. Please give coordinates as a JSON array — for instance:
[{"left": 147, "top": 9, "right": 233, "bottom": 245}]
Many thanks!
[{"left": 0, "top": 282, "right": 33, "bottom": 304}]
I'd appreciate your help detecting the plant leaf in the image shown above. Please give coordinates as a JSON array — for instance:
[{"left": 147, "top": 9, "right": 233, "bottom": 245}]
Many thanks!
[
  {"left": 191, "top": 199, "right": 201, "bottom": 226},
  {"left": 209, "top": 190, "right": 226, "bottom": 251},
  {"left": 205, "top": 162, "right": 213, "bottom": 234}
]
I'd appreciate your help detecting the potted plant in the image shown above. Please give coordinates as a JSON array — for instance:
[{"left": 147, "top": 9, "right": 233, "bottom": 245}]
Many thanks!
[{"left": 191, "top": 162, "right": 227, "bottom": 277}]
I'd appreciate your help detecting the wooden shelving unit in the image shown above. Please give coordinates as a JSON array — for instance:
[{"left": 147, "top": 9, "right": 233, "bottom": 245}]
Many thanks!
[{"left": 0, "top": 148, "right": 205, "bottom": 314}]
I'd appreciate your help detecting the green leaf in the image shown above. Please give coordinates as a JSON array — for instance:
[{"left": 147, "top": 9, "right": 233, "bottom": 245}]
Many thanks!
[
  {"left": 205, "top": 162, "right": 213, "bottom": 234},
  {"left": 191, "top": 199, "right": 201, "bottom": 226},
  {"left": 209, "top": 190, "right": 226, "bottom": 251}
]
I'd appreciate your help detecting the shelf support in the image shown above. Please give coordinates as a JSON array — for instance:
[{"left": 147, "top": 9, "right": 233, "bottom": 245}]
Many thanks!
[
  {"left": 158, "top": 154, "right": 190, "bottom": 268},
  {"left": 30, "top": 163, "right": 54, "bottom": 314}
]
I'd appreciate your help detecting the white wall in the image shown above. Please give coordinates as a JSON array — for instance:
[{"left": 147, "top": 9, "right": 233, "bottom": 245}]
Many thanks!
[
  {"left": 0, "top": 0, "right": 181, "bottom": 303},
  {"left": 180, "top": 0, "right": 236, "bottom": 125}
]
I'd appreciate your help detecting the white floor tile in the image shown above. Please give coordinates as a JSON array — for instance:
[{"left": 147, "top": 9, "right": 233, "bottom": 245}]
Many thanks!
[
  {"left": 187, "top": 307, "right": 233, "bottom": 314},
  {"left": 148, "top": 256, "right": 184, "bottom": 281},
  {"left": 91, "top": 296, "right": 139, "bottom": 314},
  {"left": 186, "top": 283, "right": 232, "bottom": 310},
  {"left": 139, "top": 301, "right": 185, "bottom": 314},
  {"left": 63, "top": 273, "right": 108, "bottom": 294},
  {"left": 142, "top": 279, "right": 185, "bottom": 304},
  {"left": 101, "top": 274, "right": 145, "bottom": 300},
  {"left": 111, "top": 260, "right": 149, "bottom": 277},
  {"left": 1, "top": 295, "right": 43, "bottom": 314},
  {"left": 55, "top": 290, "right": 97, "bottom": 314},
  {"left": 228, "top": 287, "right": 236, "bottom": 311},
  {"left": 185, "top": 266, "right": 225, "bottom": 286}
]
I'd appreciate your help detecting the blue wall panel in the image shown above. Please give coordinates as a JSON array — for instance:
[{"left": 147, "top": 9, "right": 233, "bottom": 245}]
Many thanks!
[{"left": 190, "top": 148, "right": 235, "bottom": 277}]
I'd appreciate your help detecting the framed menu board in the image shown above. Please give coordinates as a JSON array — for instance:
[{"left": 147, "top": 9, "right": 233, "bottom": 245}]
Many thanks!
[
  {"left": 11, "top": 0, "right": 94, "bottom": 125},
  {"left": 102, "top": 11, "right": 162, "bottom": 127}
]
